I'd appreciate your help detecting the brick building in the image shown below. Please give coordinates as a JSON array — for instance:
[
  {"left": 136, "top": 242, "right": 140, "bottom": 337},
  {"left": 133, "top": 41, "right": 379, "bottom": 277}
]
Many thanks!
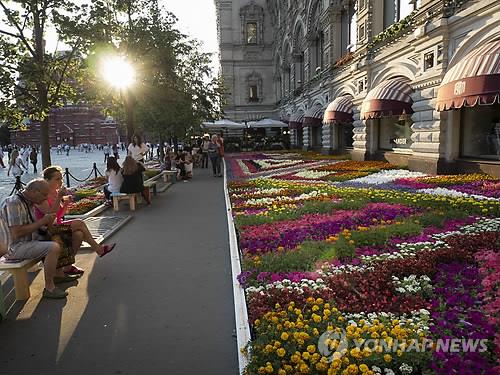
[{"left": 10, "top": 105, "right": 123, "bottom": 147}]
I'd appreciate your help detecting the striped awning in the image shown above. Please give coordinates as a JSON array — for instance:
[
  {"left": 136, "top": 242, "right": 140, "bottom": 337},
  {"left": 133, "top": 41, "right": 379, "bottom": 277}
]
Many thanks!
[
  {"left": 303, "top": 106, "right": 325, "bottom": 127},
  {"left": 361, "top": 78, "right": 414, "bottom": 119},
  {"left": 280, "top": 113, "right": 291, "bottom": 123},
  {"left": 324, "top": 95, "right": 354, "bottom": 124},
  {"left": 436, "top": 40, "right": 500, "bottom": 111},
  {"left": 289, "top": 112, "right": 304, "bottom": 129}
]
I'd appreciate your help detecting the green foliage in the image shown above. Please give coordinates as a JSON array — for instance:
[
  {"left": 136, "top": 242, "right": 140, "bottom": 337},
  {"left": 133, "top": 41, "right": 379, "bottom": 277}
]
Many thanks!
[
  {"left": 368, "top": 11, "right": 417, "bottom": 49},
  {"left": 144, "top": 169, "right": 161, "bottom": 180},
  {"left": 73, "top": 188, "right": 98, "bottom": 201},
  {"left": 246, "top": 241, "right": 332, "bottom": 274}
]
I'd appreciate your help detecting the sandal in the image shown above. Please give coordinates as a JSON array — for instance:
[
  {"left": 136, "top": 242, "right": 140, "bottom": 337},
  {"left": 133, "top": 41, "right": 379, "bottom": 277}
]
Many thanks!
[
  {"left": 65, "top": 265, "right": 85, "bottom": 276},
  {"left": 99, "top": 243, "right": 116, "bottom": 258},
  {"left": 43, "top": 287, "right": 68, "bottom": 299}
]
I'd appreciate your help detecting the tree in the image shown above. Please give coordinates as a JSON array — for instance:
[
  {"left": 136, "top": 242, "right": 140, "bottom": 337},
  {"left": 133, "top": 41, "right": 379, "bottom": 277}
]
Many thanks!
[
  {"left": 94, "top": 0, "right": 223, "bottom": 156},
  {"left": 0, "top": 0, "right": 115, "bottom": 167}
]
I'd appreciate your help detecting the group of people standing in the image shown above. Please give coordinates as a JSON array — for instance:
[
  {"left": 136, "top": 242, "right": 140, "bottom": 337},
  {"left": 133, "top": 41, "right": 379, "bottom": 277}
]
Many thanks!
[{"left": 199, "top": 134, "right": 224, "bottom": 177}]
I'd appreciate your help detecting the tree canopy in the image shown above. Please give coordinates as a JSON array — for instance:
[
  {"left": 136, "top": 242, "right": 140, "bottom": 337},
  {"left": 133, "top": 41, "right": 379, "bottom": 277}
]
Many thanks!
[{"left": 0, "top": 0, "right": 223, "bottom": 167}]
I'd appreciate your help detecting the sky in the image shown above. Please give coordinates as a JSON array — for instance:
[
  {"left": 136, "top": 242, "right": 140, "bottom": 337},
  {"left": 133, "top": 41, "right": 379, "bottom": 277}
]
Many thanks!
[
  {"left": 38, "top": 1, "right": 219, "bottom": 72},
  {"left": 161, "top": 0, "right": 219, "bottom": 71}
]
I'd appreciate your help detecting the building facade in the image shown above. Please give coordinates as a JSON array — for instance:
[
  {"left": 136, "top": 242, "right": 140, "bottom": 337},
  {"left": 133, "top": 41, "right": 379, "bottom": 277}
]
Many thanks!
[
  {"left": 215, "top": 0, "right": 500, "bottom": 176},
  {"left": 10, "top": 105, "right": 122, "bottom": 147}
]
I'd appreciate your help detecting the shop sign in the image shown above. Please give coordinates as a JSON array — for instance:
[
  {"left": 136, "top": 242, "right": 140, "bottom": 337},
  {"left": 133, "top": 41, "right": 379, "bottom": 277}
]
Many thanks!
[
  {"left": 454, "top": 81, "right": 466, "bottom": 96},
  {"left": 392, "top": 138, "right": 408, "bottom": 145}
]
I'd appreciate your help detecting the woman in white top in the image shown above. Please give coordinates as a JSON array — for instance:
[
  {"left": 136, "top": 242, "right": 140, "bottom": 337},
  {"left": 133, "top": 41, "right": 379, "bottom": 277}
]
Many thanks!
[
  {"left": 7, "top": 149, "right": 26, "bottom": 178},
  {"left": 103, "top": 156, "right": 123, "bottom": 202},
  {"left": 128, "top": 134, "right": 149, "bottom": 163}
]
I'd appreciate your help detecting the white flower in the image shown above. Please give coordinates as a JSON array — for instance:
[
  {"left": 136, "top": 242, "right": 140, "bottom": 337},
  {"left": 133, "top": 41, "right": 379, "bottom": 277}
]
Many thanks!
[
  {"left": 384, "top": 369, "right": 395, "bottom": 375},
  {"left": 349, "top": 169, "right": 426, "bottom": 185},
  {"left": 294, "top": 170, "right": 333, "bottom": 179},
  {"left": 399, "top": 363, "right": 413, "bottom": 374},
  {"left": 418, "top": 187, "right": 499, "bottom": 201},
  {"left": 372, "top": 366, "right": 382, "bottom": 374}
]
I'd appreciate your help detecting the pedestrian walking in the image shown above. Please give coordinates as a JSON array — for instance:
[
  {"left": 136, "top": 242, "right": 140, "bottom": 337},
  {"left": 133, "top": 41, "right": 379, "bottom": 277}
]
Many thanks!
[
  {"left": 103, "top": 143, "right": 110, "bottom": 163},
  {"left": 0, "top": 147, "right": 5, "bottom": 168},
  {"left": 7, "top": 149, "right": 26, "bottom": 178},
  {"left": 208, "top": 135, "right": 222, "bottom": 177},
  {"left": 112, "top": 144, "right": 120, "bottom": 160},
  {"left": 30, "top": 148, "right": 38, "bottom": 173},
  {"left": 200, "top": 135, "right": 210, "bottom": 168}
]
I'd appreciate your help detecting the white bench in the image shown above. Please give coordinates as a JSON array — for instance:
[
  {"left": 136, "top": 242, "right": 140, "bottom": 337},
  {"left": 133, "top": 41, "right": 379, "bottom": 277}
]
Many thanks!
[
  {"left": 162, "top": 170, "right": 177, "bottom": 183},
  {"left": 111, "top": 192, "right": 138, "bottom": 211},
  {"left": 0, "top": 257, "right": 40, "bottom": 301}
]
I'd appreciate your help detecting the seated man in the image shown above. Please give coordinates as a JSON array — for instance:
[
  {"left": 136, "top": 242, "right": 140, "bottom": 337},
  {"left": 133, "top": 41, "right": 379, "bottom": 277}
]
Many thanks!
[{"left": 1, "top": 179, "right": 67, "bottom": 299}]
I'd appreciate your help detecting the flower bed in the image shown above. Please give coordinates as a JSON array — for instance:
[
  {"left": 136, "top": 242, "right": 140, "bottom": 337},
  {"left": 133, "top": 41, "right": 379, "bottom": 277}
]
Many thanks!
[{"left": 225, "top": 153, "right": 500, "bottom": 374}]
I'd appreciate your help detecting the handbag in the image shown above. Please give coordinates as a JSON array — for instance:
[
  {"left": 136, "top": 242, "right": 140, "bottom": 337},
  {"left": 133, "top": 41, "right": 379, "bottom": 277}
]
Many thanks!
[{"left": 50, "top": 224, "right": 75, "bottom": 269}]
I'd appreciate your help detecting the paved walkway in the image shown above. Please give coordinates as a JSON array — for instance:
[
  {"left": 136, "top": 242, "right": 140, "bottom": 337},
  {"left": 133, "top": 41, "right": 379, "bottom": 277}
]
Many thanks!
[{"left": 0, "top": 167, "right": 239, "bottom": 375}]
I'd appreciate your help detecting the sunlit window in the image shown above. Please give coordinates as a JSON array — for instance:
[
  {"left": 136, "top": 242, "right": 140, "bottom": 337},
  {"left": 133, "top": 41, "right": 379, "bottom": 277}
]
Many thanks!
[{"left": 247, "top": 22, "right": 257, "bottom": 44}]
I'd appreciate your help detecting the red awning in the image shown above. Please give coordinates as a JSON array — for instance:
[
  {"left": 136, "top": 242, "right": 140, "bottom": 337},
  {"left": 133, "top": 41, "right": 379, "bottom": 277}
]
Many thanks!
[
  {"left": 324, "top": 95, "right": 354, "bottom": 124},
  {"left": 303, "top": 106, "right": 325, "bottom": 127},
  {"left": 436, "top": 40, "right": 500, "bottom": 111},
  {"left": 361, "top": 78, "right": 413, "bottom": 119},
  {"left": 289, "top": 112, "right": 304, "bottom": 129}
]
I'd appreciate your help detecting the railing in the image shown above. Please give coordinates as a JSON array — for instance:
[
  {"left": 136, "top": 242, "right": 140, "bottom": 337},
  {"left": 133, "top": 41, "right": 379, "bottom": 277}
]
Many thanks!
[{"left": 9, "top": 163, "right": 104, "bottom": 195}]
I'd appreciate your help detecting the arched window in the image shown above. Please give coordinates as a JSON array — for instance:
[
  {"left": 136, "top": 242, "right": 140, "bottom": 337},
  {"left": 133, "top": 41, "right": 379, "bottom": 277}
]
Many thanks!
[
  {"left": 341, "top": 2, "right": 357, "bottom": 54},
  {"left": 309, "top": 1, "right": 324, "bottom": 73},
  {"left": 293, "top": 25, "right": 305, "bottom": 87}
]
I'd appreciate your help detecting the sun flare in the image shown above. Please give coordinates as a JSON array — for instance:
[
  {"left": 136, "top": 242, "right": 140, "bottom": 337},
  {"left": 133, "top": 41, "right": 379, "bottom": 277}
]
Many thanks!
[{"left": 101, "top": 56, "right": 135, "bottom": 89}]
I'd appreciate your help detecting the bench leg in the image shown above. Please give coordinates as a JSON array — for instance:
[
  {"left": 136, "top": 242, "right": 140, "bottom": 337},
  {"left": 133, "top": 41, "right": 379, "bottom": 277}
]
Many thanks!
[
  {"left": 10, "top": 269, "right": 30, "bottom": 300},
  {"left": 152, "top": 184, "right": 157, "bottom": 196},
  {"left": 130, "top": 196, "right": 136, "bottom": 211},
  {"left": 0, "top": 284, "right": 5, "bottom": 320},
  {"left": 113, "top": 197, "right": 120, "bottom": 211}
]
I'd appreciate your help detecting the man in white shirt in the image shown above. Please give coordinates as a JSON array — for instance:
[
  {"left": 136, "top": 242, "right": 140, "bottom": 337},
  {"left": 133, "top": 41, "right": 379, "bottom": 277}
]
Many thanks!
[{"left": 103, "top": 144, "right": 110, "bottom": 163}]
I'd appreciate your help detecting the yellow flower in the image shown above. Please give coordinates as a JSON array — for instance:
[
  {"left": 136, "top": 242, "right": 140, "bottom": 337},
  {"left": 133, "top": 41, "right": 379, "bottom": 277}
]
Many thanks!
[
  {"left": 281, "top": 332, "right": 289, "bottom": 341},
  {"left": 265, "top": 364, "right": 274, "bottom": 373},
  {"left": 265, "top": 344, "right": 276, "bottom": 354},
  {"left": 299, "top": 363, "right": 310, "bottom": 374},
  {"left": 302, "top": 352, "right": 310, "bottom": 360},
  {"left": 384, "top": 354, "right": 392, "bottom": 362},
  {"left": 277, "top": 348, "right": 286, "bottom": 357},
  {"left": 359, "top": 364, "right": 369, "bottom": 373},
  {"left": 312, "top": 314, "right": 322, "bottom": 323},
  {"left": 258, "top": 367, "right": 266, "bottom": 374},
  {"left": 291, "top": 354, "right": 301, "bottom": 363},
  {"left": 278, "top": 370, "right": 286, "bottom": 375}
]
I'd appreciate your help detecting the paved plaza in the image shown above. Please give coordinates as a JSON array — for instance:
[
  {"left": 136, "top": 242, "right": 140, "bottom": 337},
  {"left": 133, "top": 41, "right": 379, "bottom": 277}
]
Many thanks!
[{"left": 0, "top": 149, "right": 124, "bottom": 201}]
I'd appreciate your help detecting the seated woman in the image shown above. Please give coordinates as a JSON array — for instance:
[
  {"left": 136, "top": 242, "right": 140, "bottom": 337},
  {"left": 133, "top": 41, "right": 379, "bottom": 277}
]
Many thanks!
[
  {"left": 35, "top": 166, "right": 115, "bottom": 276},
  {"left": 184, "top": 151, "right": 193, "bottom": 179},
  {"left": 104, "top": 156, "right": 123, "bottom": 203},
  {"left": 120, "top": 156, "right": 151, "bottom": 204},
  {"left": 174, "top": 151, "right": 188, "bottom": 180}
]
